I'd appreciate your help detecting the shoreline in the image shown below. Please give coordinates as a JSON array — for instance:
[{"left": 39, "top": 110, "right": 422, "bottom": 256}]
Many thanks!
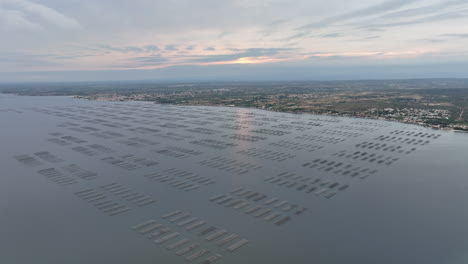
[
  {"left": 2, "top": 92, "right": 467, "bottom": 132},
  {"left": 73, "top": 95, "right": 468, "bottom": 132}
]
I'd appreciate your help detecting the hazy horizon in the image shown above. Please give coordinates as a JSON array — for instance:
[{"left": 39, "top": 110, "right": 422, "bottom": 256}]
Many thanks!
[{"left": 1, "top": 62, "right": 468, "bottom": 83}]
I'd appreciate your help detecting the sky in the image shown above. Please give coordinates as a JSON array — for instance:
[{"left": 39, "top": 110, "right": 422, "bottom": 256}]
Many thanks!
[{"left": 1, "top": 0, "right": 468, "bottom": 82}]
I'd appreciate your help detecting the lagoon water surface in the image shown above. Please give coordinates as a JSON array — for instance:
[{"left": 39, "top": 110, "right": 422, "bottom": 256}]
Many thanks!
[{"left": 1, "top": 94, "right": 468, "bottom": 264}]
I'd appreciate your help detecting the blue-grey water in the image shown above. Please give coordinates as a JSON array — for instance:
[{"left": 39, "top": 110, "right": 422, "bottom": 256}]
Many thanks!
[{"left": 0, "top": 94, "right": 467, "bottom": 264}]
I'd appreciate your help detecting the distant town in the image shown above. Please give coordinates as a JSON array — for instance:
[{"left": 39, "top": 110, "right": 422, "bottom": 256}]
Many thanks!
[{"left": 1, "top": 79, "right": 467, "bottom": 131}]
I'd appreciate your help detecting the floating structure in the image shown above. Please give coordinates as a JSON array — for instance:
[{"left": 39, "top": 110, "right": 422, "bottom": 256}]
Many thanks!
[
  {"left": 209, "top": 194, "right": 226, "bottom": 202},
  {"left": 205, "top": 229, "right": 227, "bottom": 241},
  {"left": 162, "top": 210, "right": 181, "bottom": 219},
  {"left": 9, "top": 99, "right": 441, "bottom": 263},
  {"left": 199, "top": 226, "right": 217, "bottom": 236},
  {"left": 210, "top": 189, "right": 306, "bottom": 226},
  {"left": 175, "top": 243, "right": 199, "bottom": 256},
  {"left": 275, "top": 216, "right": 291, "bottom": 226},
  {"left": 154, "top": 232, "right": 179, "bottom": 244},
  {"left": 148, "top": 227, "right": 170, "bottom": 239},
  {"left": 185, "top": 220, "right": 206, "bottom": 231},
  {"left": 132, "top": 220, "right": 156, "bottom": 230},
  {"left": 177, "top": 217, "right": 198, "bottom": 227},
  {"left": 201, "top": 254, "right": 223, "bottom": 264},
  {"left": 264, "top": 212, "right": 282, "bottom": 221},
  {"left": 37, "top": 167, "right": 77, "bottom": 185},
  {"left": 226, "top": 239, "right": 249, "bottom": 252},
  {"left": 139, "top": 223, "right": 163, "bottom": 234},
  {"left": 169, "top": 213, "right": 191, "bottom": 223},
  {"left": 185, "top": 249, "right": 210, "bottom": 262},
  {"left": 216, "top": 234, "right": 239, "bottom": 246},
  {"left": 166, "top": 238, "right": 190, "bottom": 250}
]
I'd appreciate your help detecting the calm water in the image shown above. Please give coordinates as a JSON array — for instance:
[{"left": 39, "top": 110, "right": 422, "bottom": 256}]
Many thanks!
[{"left": 1, "top": 94, "right": 467, "bottom": 264}]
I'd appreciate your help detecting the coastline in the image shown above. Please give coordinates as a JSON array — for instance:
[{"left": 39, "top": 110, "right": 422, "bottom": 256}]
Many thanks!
[{"left": 72, "top": 95, "right": 467, "bottom": 132}]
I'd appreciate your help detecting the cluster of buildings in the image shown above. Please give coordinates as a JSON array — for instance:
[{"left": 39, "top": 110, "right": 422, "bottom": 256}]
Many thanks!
[{"left": 364, "top": 108, "right": 452, "bottom": 128}]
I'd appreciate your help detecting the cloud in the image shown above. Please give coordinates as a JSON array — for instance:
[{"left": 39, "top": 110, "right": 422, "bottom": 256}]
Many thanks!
[
  {"left": 117, "top": 54, "right": 168, "bottom": 68},
  {"left": 379, "top": 0, "right": 468, "bottom": 19},
  {"left": 363, "top": 36, "right": 380, "bottom": 40},
  {"left": 217, "top": 31, "right": 231, "bottom": 38},
  {"left": 0, "top": 0, "right": 80, "bottom": 29},
  {"left": 309, "top": 55, "right": 366, "bottom": 61},
  {"left": 144, "top": 45, "right": 160, "bottom": 52},
  {"left": 165, "top": 44, "right": 178, "bottom": 51},
  {"left": 99, "top": 45, "right": 161, "bottom": 53},
  {"left": 279, "top": 32, "right": 310, "bottom": 41},
  {"left": 129, "top": 54, "right": 167, "bottom": 63},
  {"left": 2, "top": 1, "right": 468, "bottom": 80},
  {"left": 99, "top": 45, "right": 143, "bottom": 53},
  {"left": 306, "top": 50, "right": 433, "bottom": 62},
  {"left": 351, "top": 1, "right": 468, "bottom": 32},
  {"left": 319, "top": 33, "right": 342, "bottom": 38},
  {"left": 104, "top": 47, "right": 296, "bottom": 69},
  {"left": 270, "top": 18, "right": 290, "bottom": 26},
  {"left": 418, "top": 33, "right": 468, "bottom": 44},
  {"left": 419, "top": 38, "right": 447, "bottom": 43},
  {"left": 359, "top": 10, "right": 468, "bottom": 29},
  {"left": 0, "top": 52, "right": 61, "bottom": 70},
  {"left": 259, "top": 18, "right": 291, "bottom": 37},
  {"left": 55, "top": 54, "right": 95, "bottom": 60},
  {"left": 441, "top": 33, "right": 468, "bottom": 38},
  {"left": 189, "top": 48, "right": 295, "bottom": 63},
  {"left": 0, "top": 8, "right": 41, "bottom": 30},
  {"left": 279, "top": 32, "right": 341, "bottom": 41},
  {"left": 298, "top": 0, "right": 421, "bottom": 30}
]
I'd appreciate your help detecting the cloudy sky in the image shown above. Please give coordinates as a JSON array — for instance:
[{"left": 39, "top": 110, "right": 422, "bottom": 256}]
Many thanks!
[{"left": 1, "top": 0, "right": 468, "bottom": 81}]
